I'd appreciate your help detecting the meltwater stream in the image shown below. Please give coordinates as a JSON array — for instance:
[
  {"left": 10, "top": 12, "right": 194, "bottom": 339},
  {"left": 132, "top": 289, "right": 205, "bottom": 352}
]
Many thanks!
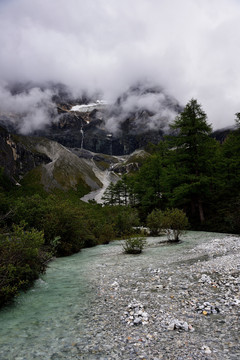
[
  {"left": 0, "top": 232, "right": 229, "bottom": 359},
  {"left": 0, "top": 247, "right": 104, "bottom": 360}
]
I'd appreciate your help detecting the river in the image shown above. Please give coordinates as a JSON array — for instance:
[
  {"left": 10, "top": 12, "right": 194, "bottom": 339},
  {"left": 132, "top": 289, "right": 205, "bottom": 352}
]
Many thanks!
[{"left": 0, "top": 232, "right": 239, "bottom": 359}]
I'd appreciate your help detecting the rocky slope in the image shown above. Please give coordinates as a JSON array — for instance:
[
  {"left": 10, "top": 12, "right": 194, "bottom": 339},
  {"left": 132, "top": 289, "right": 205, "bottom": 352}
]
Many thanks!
[
  {"left": 0, "top": 126, "right": 102, "bottom": 193},
  {"left": 0, "top": 124, "right": 149, "bottom": 196},
  {"left": 0, "top": 125, "right": 50, "bottom": 184}
]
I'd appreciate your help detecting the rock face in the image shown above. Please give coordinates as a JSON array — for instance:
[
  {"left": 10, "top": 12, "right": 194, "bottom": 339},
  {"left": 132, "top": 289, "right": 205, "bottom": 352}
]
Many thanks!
[
  {"left": 0, "top": 126, "right": 102, "bottom": 192},
  {"left": 0, "top": 126, "right": 51, "bottom": 183},
  {"left": 33, "top": 138, "right": 102, "bottom": 192},
  {"left": 0, "top": 123, "right": 149, "bottom": 196},
  {"left": 0, "top": 81, "right": 235, "bottom": 158},
  {"left": 33, "top": 108, "right": 167, "bottom": 156},
  {"left": 0, "top": 82, "right": 181, "bottom": 196}
]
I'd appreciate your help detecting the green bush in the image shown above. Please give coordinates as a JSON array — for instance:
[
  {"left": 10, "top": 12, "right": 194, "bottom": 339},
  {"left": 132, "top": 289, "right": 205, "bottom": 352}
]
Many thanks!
[
  {"left": 0, "top": 224, "right": 50, "bottom": 307},
  {"left": 114, "top": 207, "right": 140, "bottom": 237},
  {"left": 147, "top": 209, "right": 163, "bottom": 236},
  {"left": 122, "top": 234, "right": 147, "bottom": 254},
  {"left": 160, "top": 208, "right": 189, "bottom": 242},
  {"left": 9, "top": 193, "right": 140, "bottom": 256},
  {"left": 12, "top": 195, "right": 91, "bottom": 256}
]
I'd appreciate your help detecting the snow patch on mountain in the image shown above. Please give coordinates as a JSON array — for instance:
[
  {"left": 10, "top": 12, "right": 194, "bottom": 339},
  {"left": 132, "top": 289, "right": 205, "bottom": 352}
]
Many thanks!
[{"left": 70, "top": 100, "right": 108, "bottom": 113}]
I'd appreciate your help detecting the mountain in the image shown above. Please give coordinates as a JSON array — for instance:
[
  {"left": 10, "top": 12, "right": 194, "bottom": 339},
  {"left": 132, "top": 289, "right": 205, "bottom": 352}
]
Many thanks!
[
  {"left": 0, "top": 126, "right": 103, "bottom": 194},
  {"left": 0, "top": 123, "right": 150, "bottom": 199},
  {"left": 0, "top": 81, "right": 235, "bottom": 199},
  {"left": 0, "top": 82, "right": 182, "bottom": 156},
  {"left": 211, "top": 127, "right": 233, "bottom": 143},
  {"left": 44, "top": 84, "right": 182, "bottom": 155},
  {"left": 0, "top": 125, "right": 50, "bottom": 184}
]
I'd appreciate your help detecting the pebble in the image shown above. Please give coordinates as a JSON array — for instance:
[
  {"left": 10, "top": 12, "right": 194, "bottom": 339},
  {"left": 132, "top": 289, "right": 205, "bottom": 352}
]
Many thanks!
[
  {"left": 167, "top": 319, "right": 194, "bottom": 332},
  {"left": 122, "top": 300, "right": 150, "bottom": 325},
  {"left": 202, "top": 345, "right": 212, "bottom": 354},
  {"left": 195, "top": 302, "right": 220, "bottom": 315}
]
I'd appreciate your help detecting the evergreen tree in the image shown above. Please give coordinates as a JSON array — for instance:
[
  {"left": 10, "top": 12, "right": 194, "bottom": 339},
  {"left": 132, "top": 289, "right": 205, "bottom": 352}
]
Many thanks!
[
  {"left": 167, "top": 99, "right": 216, "bottom": 224},
  {"left": 215, "top": 114, "right": 240, "bottom": 233},
  {"left": 131, "top": 153, "right": 166, "bottom": 216},
  {"left": 221, "top": 114, "right": 240, "bottom": 196},
  {"left": 102, "top": 182, "right": 117, "bottom": 206}
]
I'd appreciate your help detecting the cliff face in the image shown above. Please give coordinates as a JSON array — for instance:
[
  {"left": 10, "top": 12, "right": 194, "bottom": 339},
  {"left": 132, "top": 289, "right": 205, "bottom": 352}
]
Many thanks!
[
  {"left": 35, "top": 110, "right": 165, "bottom": 156},
  {"left": 0, "top": 126, "right": 103, "bottom": 193},
  {"left": 0, "top": 126, "right": 51, "bottom": 182}
]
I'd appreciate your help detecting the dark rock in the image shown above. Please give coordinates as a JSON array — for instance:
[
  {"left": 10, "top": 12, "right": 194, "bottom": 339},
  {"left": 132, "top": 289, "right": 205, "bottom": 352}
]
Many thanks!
[{"left": 0, "top": 125, "right": 51, "bottom": 182}]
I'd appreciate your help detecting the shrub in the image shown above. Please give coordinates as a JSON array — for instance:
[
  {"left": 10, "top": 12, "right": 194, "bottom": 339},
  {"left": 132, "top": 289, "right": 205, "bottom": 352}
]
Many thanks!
[
  {"left": 11, "top": 194, "right": 140, "bottom": 256},
  {"left": 0, "top": 224, "right": 50, "bottom": 307},
  {"left": 160, "top": 208, "right": 189, "bottom": 242},
  {"left": 12, "top": 195, "right": 88, "bottom": 256},
  {"left": 114, "top": 207, "right": 140, "bottom": 237},
  {"left": 122, "top": 234, "right": 147, "bottom": 254},
  {"left": 147, "top": 209, "right": 163, "bottom": 236}
]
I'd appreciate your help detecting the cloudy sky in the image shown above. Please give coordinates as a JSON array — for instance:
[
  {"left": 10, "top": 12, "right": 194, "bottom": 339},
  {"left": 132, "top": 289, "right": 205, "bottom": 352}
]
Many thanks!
[{"left": 0, "top": 0, "right": 240, "bottom": 129}]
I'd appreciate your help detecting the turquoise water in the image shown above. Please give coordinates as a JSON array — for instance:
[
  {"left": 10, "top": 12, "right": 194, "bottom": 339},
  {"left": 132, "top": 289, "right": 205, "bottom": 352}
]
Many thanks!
[
  {"left": 0, "top": 249, "right": 100, "bottom": 359},
  {"left": 0, "top": 232, "right": 228, "bottom": 359}
]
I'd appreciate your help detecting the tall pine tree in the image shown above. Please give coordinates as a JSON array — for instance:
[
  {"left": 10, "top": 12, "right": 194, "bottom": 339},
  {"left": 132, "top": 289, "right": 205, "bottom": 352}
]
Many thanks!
[{"left": 168, "top": 99, "right": 216, "bottom": 224}]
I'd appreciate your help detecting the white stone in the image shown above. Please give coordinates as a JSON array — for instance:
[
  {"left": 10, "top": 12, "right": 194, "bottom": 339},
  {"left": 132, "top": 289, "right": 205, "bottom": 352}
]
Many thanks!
[{"left": 202, "top": 345, "right": 212, "bottom": 354}]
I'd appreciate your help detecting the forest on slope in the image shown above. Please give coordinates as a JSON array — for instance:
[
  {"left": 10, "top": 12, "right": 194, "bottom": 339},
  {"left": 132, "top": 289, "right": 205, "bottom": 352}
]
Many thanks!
[{"left": 103, "top": 99, "right": 240, "bottom": 234}]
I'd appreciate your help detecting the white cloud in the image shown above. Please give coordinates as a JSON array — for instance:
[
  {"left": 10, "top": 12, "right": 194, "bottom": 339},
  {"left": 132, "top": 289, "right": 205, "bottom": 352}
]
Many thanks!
[
  {"left": 0, "top": 84, "right": 57, "bottom": 133},
  {"left": 0, "top": 0, "right": 240, "bottom": 129}
]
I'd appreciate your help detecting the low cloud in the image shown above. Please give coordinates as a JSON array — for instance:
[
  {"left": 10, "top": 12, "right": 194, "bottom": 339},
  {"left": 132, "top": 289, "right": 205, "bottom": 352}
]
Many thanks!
[
  {"left": 0, "top": 84, "right": 57, "bottom": 134},
  {"left": 0, "top": 0, "right": 240, "bottom": 130},
  {"left": 104, "top": 84, "right": 180, "bottom": 134}
]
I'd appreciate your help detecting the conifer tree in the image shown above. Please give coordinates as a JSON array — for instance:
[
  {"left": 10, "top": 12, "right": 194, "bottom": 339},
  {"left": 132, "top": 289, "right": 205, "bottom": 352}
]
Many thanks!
[
  {"left": 220, "top": 113, "right": 240, "bottom": 198},
  {"left": 168, "top": 99, "right": 216, "bottom": 224}
]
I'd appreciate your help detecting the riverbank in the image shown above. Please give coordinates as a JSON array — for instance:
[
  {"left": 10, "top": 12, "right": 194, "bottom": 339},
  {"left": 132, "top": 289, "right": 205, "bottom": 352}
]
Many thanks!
[
  {"left": 0, "top": 232, "right": 239, "bottom": 359},
  {"left": 77, "top": 233, "right": 240, "bottom": 359}
]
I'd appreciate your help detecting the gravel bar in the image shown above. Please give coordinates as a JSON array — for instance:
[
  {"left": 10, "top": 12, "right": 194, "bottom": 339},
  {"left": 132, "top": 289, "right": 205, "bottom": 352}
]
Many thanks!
[{"left": 75, "top": 234, "right": 240, "bottom": 360}]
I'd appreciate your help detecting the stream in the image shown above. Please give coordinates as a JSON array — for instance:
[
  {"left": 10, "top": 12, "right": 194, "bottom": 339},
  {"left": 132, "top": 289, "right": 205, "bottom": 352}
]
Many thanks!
[{"left": 0, "top": 232, "right": 239, "bottom": 360}]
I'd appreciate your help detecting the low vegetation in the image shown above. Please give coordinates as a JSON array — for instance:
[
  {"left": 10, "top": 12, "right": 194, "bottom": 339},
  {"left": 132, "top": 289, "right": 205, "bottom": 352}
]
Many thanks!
[
  {"left": 0, "top": 224, "right": 50, "bottom": 307},
  {"left": 147, "top": 209, "right": 163, "bottom": 236},
  {"left": 122, "top": 234, "right": 147, "bottom": 254},
  {"left": 0, "top": 171, "right": 140, "bottom": 307},
  {"left": 160, "top": 208, "right": 189, "bottom": 242},
  {"left": 147, "top": 208, "right": 189, "bottom": 241}
]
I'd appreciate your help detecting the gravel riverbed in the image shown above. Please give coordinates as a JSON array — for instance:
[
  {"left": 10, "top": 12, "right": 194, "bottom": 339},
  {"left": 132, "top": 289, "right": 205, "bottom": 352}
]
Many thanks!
[
  {"left": 0, "top": 232, "right": 239, "bottom": 360},
  {"left": 75, "top": 233, "right": 240, "bottom": 360}
]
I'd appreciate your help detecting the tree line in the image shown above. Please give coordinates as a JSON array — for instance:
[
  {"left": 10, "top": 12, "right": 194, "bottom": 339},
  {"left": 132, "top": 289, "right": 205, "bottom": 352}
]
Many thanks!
[{"left": 103, "top": 99, "right": 240, "bottom": 234}]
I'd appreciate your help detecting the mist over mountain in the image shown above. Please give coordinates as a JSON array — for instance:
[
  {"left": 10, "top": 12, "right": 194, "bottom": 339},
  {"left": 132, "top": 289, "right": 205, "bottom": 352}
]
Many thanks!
[
  {"left": 0, "top": 0, "right": 240, "bottom": 131},
  {"left": 104, "top": 83, "right": 182, "bottom": 135},
  {"left": 0, "top": 81, "right": 182, "bottom": 155}
]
